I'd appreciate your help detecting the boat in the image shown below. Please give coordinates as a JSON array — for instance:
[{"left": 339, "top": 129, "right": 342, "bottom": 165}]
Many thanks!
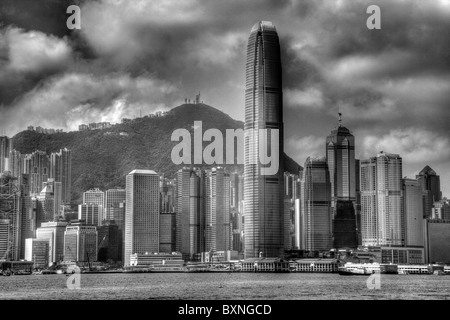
[
  {"left": 433, "top": 270, "right": 445, "bottom": 276},
  {"left": 398, "top": 269, "right": 409, "bottom": 275},
  {"left": 338, "top": 266, "right": 373, "bottom": 276}
]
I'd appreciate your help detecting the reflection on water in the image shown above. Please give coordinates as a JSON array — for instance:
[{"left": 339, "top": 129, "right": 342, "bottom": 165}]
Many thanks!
[{"left": 0, "top": 273, "right": 449, "bottom": 300}]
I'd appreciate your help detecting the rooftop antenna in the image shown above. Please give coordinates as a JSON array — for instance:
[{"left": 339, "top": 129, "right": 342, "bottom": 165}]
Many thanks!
[{"left": 338, "top": 104, "right": 342, "bottom": 128}]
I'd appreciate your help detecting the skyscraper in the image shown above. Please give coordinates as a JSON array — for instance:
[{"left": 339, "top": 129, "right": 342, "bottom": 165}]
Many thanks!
[
  {"left": 50, "top": 148, "right": 72, "bottom": 204},
  {"left": 0, "top": 136, "right": 11, "bottom": 173},
  {"left": 36, "top": 221, "right": 68, "bottom": 265},
  {"left": 205, "top": 167, "right": 231, "bottom": 253},
  {"left": 176, "top": 167, "right": 204, "bottom": 260},
  {"left": 36, "top": 178, "right": 62, "bottom": 225},
  {"left": 402, "top": 178, "right": 424, "bottom": 247},
  {"left": 24, "top": 150, "right": 50, "bottom": 196},
  {"left": 416, "top": 166, "right": 441, "bottom": 218},
  {"left": 360, "top": 152, "right": 403, "bottom": 246},
  {"left": 244, "top": 21, "right": 285, "bottom": 259},
  {"left": 64, "top": 224, "right": 98, "bottom": 262},
  {"left": 300, "top": 157, "right": 332, "bottom": 251},
  {"left": 83, "top": 188, "right": 105, "bottom": 207},
  {"left": 78, "top": 204, "right": 103, "bottom": 226},
  {"left": 105, "top": 188, "right": 126, "bottom": 260},
  {"left": 124, "top": 170, "right": 160, "bottom": 266},
  {"left": 326, "top": 114, "right": 358, "bottom": 249}
]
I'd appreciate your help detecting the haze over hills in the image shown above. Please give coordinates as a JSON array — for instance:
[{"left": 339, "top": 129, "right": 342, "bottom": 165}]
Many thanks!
[{"left": 12, "top": 103, "right": 301, "bottom": 204}]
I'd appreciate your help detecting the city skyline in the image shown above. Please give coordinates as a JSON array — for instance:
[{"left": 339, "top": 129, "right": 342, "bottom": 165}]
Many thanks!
[{"left": 0, "top": 0, "right": 449, "bottom": 196}]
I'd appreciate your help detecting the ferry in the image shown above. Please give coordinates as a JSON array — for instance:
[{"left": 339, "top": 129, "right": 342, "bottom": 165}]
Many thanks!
[{"left": 338, "top": 266, "right": 373, "bottom": 276}]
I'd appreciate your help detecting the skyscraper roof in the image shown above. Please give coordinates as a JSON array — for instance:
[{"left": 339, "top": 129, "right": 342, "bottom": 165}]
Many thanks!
[
  {"left": 251, "top": 21, "right": 276, "bottom": 32},
  {"left": 128, "top": 169, "right": 158, "bottom": 175},
  {"left": 418, "top": 165, "right": 437, "bottom": 176}
]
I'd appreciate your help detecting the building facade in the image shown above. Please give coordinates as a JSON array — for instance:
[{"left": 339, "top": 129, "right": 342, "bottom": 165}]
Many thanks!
[
  {"left": 124, "top": 170, "right": 159, "bottom": 266},
  {"left": 244, "top": 21, "right": 285, "bottom": 259},
  {"left": 64, "top": 224, "right": 98, "bottom": 262}
]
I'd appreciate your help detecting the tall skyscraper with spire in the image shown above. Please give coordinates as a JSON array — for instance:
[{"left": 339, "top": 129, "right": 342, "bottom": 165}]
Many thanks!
[
  {"left": 326, "top": 112, "right": 358, "bottom": 249},
  {"left": 244, "top": 21, "right": 284, "bottom": 259}
]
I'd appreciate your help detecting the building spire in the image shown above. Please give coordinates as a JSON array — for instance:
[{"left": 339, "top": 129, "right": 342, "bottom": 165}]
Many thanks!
[{"left": 338, "top": 105, "right": 342, "bottom": 127}]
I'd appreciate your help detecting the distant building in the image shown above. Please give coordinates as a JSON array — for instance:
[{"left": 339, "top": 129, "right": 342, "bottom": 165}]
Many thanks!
[
  {"left": 104, "top": 188, "right": 126, "bottom": 260},
  {"left": 36, "top": 178, "right": 62, "bottom": 225},
  {"left": 0, "top": 173, "right": 21, "bottom": 260},
  {"left": 176, "top": 167, "right": 204, "bottom": 261},
  {"left": 360, "top": 152, "right": 403, "bottom": 246},
  {"left": 97, "top": 221, "right": 120, "bottom": 262},
  {"left": 78, "top": 204, "right": 103, "bottom": 226},
  {"left": 83, "top": 188, "right": 105, "bottom": 206},
  {"left": 79, "top": 124, "right": 89, "bottom": 131},
  {"left": 403, "top": 178, "right": 424, "bottom": 247},
  {"left": 36, "top": 221, "right": 68, "bottom": 265},
  {"left": 50, "top": 148, "right": 72, "bottom": 204},
  {"left": 432, "top": 199, "right": 450, "bottom": 220},
  {"left": 129, "top": 252, "right": 184, "bottom": 269},
  {"left": 300, "top": 157, "right": 332, "bottom": 251},
  {"left": 0, "top": 219, "right": 10, "bottom": 260},
  {"left": 23, "top": 150, "right": 50, "bottom": 196},
  {"left": 416, "top": 166, "right": 441, "bottom": 218},
  {"left": 159, "top": 213, "right": 176, "bottom": 253},
  {"left": 25, "top": 238, "right": 49, "bottom": 268},
  {"left": 0, "top": 136, "right": 11, "bottom": 173},
  {"left": 64, "top": 224, "right": 98, "bottom": 262},
  {"left": 124, "top": 170, "right": 160, "bottom": 266}
]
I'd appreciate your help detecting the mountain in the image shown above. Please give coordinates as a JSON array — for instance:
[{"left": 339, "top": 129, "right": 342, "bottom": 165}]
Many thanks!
[
  {"left": 12, "top": 103, "right": 302, "bottom": 204},
  {"left": 12, "top": 103, "right": 244, "bottom": 203}
]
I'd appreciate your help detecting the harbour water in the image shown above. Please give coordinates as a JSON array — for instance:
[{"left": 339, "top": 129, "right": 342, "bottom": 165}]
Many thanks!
[{"left": 1, "top": 273, "right": 449, "bottom": 300}]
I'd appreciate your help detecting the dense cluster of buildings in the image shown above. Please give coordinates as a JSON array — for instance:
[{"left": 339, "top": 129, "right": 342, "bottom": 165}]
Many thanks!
[
  {"left": 27, "top": 126, "right": 64, "bottom": 134},
  {"left": 0, "top": 21, "right": 449, "bottom": 271}
]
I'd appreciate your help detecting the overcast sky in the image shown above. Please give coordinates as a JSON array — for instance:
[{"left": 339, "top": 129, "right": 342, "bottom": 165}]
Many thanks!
[{"left": 0, "top": 0, "right": 449, "bottom": 196}]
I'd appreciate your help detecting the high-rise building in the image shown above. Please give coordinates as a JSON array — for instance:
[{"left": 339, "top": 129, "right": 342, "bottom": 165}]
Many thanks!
[
  {"left": 0, "top": 219, "right": 10, "bottom": 260},
  {"left": 50, "top": 148, "right": 72, "bottom": 204},
  {"left": 244, "top": 21, "right": 285, "bottom": 259},
  {"left": 355, "top": 159, "right": 362, "bottom": 245},
  {"left": 176, "top": 167, "right": 205, "bottom": 260},
  {"left": 64, "top": 224, "right": 98, "bottom": 262},
  {"left": 105, "top": 188, "right": 126, "bottom": 261},
  {"left": 36, "top": 178, "right": 62, "bottom": 225},
  {"left": 230, "top": 172, "right": 244, "bottom": 253},
  {"left": 300, "top": 157, "right": 332, "bottom": 251},
  {"left": 0, "top": 136, "right": 11, "bottom": 173},
  {"left": 416, "top": 166, "right": 441, "bottom": 218},
  {"left": 97, "top": 220, "right": 120, "bottom": 262},
  {"left": 326, "top": 115, "right": 358, "bottom": 249},
  {"left": 25, "top": 238, "right": 49, "bottom": 268},
  {"left": 205, "top": 167, "right": 231, "bottom": 253},
  {"left": 360, "top": 152, "right": 404, "bottom": 246},
  {"left": 8, "top": 150, "right": 23, "bottom": 180},
  {"left": 432, "top": 199, "right": 450, "bottom": 220},
  {"left": 402, "top": 178, "right": 424, "bottom": 247},
  {"left": 0, "top": 172, "right": 21, "bottom": 261},
  {"left": 424, "top": 219, "right": 450, "bottom": 264},
  {"left": 83, "top": 188, "right": 105, "bottom": 206},
  {"left": 284, "top": 172, "right": 301, "bottom": 251},
  {"left": 78, "top": 204, "right": 103, "bottom": 226},
  {"left": 24, "top": 150, "right": 50, "bottom": 196},
  {"left": 36, "top": 221, "right": 68, "bottom": 265},
  {"left": 124, "top": 170, "right": 159, "bottom": 266},
  {"left": 159, "top": 212, "right": 176, "bottom": 253}
]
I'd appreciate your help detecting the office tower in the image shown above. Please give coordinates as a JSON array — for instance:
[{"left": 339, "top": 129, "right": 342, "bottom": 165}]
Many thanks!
[
  {"left": 97, "top": 220, "right": 120, "bottom": 262},
  {"left": 284, "top": 172, "right": 301, "bottom": 250},
  {"left": 360, "top": 151, "right": 403, "bottom": 246},
  {"left": 20, "top": 195, "right": 35, "bottom": 259},
  {"left": 8, "top": 150, "right": 23, "bottom": 180},
  {"left": 83, "top": 188, "right": 105, "bottom": 206},
  {"left": 78, "top": 204, "right": 103, "bottom": 226},
  {"left": 416, "top": 166, "right": 441, "bottom": 218},
  {"left": 36, "top": 221, "right": 68, "bottom": 265},
  {"left": 230, "top": 172, "right": 243, "bottom": 253},
  {"left": 25, "top": 238, "right": 49, "bottom": 268},
  {"left": 64, "top": 224, "right": 98, "bottom": 262},
  {"left": 0, "top": 219, "right": 10, "bottom": 260},
  {"left": 36, "top": 179, "right": 62, "bottom": 226},
  {"left": 159, "top": 212, "right": 176, "bottom": 253},
  {"left": 300, "top": 157, "right": 332, "bottom": 251},
  {"left": 160, "top": 178, "right": 176, "bottom": 254},
  {"left": 50, "top": 148, "right": 72, "bottom": 204},
  {"left": 0, "top": 136, "right": 11, "bottom": 173},
  {"left": 0, "top": 172, "right": 21, "bottom": 261},
  {"left": 326, "top": 114, "right": 357, "bottom": 249},
  {"left": 244, "top": 21, "right": 285, "bottom": 259},
  {"left": 205, "top": 167, "right": 231, "bottom": 253},
  {"left": 402, "top": 179, "right": 424, "bottom": 247},
  {"left": 432, "top": 199, "right": 450, "bottom": 220},
  {"left": 355, "top": 159, "right": 362, "bottom": 245},
  {"left": 176, "top": 167, "right": 204, "bottom": 260},
  {"left": 24, "top": 150, "right": 50, "bottom": 196},
  {"left": 124, "top": 170, "right": 159, "bottom": 266},
  {"left": 105, "top": 188, "right": 126, "bottom": 261}
]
